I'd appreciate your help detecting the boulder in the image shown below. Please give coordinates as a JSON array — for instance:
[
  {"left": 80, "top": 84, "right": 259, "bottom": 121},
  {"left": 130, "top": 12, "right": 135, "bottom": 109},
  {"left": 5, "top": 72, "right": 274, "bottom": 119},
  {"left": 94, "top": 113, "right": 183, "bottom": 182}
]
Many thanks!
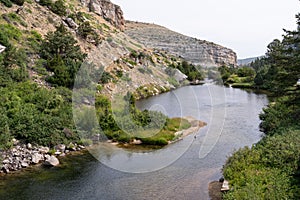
[
  {"left": 65, "top": 18, "right": 78, "bottom": 29},
  {"left": 27, "top": 143, "right": 32, "bottom": 149},
  {"left": 21, "top": 162, "right": 29, "bottom": 168},
  {"left": 89, "top": 0, "right": 125, "bottom": 31},
  {"left": 39, "top": 147, "right": 49, "bottom": 154},
  {"left": 31, "top": 153, "right": 43, "bottom": 164},
  {"left": 55, "top": 144, "right": 66, "bottom": 152},
  {"left": 44, "top": 155, "right": 59, "bottom": 167}
]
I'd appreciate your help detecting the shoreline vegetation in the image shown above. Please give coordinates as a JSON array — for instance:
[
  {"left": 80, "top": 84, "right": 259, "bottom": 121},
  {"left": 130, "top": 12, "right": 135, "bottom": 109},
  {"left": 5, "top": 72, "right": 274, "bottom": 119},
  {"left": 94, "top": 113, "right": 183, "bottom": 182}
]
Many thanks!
[
  {"left": 0, "top": 116, "right": 206, "bottom": 175},
  {"left": 109, "top": 116, "right": 206, "bottom": 148},
  {"left": 209, "top": 11, "right": 300, "bottom": 199}
]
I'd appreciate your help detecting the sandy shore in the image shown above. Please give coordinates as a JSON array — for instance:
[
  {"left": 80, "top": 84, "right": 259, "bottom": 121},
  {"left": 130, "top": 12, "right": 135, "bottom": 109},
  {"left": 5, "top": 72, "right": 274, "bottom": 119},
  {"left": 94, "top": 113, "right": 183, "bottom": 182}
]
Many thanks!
[{"left": 170, "top": 116, "right": 207, "bottom": 144}]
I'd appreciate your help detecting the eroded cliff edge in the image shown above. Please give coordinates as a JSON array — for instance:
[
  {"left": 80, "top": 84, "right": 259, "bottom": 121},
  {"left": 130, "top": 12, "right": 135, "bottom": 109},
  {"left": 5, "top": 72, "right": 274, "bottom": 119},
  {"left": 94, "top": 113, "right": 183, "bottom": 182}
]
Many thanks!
[{"left": 125, "top": 21, "right": 237, "bottom": 68}]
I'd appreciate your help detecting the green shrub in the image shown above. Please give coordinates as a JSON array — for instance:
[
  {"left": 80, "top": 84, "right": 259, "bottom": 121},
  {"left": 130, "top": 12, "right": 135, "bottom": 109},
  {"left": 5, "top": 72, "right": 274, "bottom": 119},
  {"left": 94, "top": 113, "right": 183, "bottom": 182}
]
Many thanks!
[
  {"left": 0, "top": 24, "right": 22, "bottom": 41},
  {"left": 50, "top": 0, "right": 66, "bottom": 16},
  {"left": 38, "top": 0, "right": 52, "bottom": 6},
  {"left": 0, "top": 0, "right": 12, "bottom": 7},
  {"left": 11, "top": 0, "right": 25, "bottom": 6}
]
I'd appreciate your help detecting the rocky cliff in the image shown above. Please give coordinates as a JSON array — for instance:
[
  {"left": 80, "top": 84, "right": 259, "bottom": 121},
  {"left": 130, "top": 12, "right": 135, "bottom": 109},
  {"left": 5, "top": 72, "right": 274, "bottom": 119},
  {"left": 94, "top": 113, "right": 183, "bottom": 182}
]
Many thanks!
[
  {"left": 125, "top": 21, "right": 237, "bottom": 68},
  {"left": 86, "top": 0, "right": 125, "bottom": 31}
]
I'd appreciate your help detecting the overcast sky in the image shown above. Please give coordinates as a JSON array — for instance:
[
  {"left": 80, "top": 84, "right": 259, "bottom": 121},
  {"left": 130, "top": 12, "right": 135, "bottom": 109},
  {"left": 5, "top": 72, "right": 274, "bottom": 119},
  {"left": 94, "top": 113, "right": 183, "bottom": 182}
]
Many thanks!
[{"left": 112, "top": 0, "right": 300, "bottom": 59}]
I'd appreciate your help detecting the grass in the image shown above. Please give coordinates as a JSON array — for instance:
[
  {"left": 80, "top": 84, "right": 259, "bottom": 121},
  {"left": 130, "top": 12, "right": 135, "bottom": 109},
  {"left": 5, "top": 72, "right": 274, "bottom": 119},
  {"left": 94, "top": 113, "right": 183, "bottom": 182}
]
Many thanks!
[
  {"left": 231, "top": 82, "right": 254, "bottom": 88},
  {"left": 106, "top": 117, "right": 191, "bottom": 147}
]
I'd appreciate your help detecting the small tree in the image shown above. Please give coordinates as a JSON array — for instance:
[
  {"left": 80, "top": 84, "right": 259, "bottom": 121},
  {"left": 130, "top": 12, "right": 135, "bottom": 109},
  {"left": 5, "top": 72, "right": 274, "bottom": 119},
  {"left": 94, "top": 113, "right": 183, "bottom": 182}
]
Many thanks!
[
  {"left": 41, "top": 24, "right": 86, "bottom": 87},
  {"left": 51, "top": 0, "right": 67, "bottom": 16}
]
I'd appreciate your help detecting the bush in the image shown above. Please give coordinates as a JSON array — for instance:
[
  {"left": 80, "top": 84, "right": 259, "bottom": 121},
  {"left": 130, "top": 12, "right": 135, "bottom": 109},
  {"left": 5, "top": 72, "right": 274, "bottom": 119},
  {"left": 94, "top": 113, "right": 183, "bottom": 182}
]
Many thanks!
[
  {"left": 50, "top": 0, "right": 66, "bottom": 16},
  {"left": 39, "top": 0, "right": 52, "bottom": 6},
  {"left": 11, "top": 0, "right": 24, "bottom": 6},
  {"left": 0, "top": 0, "right": 12, "bottom": 7}
]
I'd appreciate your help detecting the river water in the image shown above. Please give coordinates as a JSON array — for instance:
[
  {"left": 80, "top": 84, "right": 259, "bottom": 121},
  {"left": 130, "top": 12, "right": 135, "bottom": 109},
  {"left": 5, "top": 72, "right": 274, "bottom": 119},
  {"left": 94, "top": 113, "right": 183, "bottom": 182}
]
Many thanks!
[{"left": 0, "top": 85, "right": 268, "bottom": 200}]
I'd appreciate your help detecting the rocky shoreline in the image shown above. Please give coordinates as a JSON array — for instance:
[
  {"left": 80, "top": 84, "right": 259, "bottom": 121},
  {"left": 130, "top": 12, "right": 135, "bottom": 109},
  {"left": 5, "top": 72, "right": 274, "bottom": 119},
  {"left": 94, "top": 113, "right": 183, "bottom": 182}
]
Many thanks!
[
  {"left": 0, "top": 139, "right": 86, "bottom": 174},
  {"left": 1, "top": 117, "right": 206, "bottom": 174}
]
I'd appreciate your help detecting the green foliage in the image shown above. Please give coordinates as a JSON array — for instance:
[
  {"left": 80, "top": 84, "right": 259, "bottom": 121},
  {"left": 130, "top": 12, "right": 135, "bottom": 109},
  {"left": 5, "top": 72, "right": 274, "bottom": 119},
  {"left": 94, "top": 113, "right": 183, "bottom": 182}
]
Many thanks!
[
  {"left": 0, "top": 24, "right": 22, "bottom": 41},
  {"left": 11, "top": 0, "right": 25, "bottom": 6},
  {"left": 41, "top": 24, "right": 86, "bottom": 87},
  {"left": 167, "top": 77, "right": 180, "bottom": 87},
  {"left": 0, "top": 31, "right": 29, "bottom": 85},
  {"left": 50, "top": 0, "right": 67, "bottom": 16},
  {"left": 223, "top": 12, "right": 300, "bottom": 199},
  {"left": 0, "top": 82, "right": 78, "bottom": 148},
  {"left": 0, "top": 0, "right": 12, "bottom": 7},
  {"left": 169, "top": 60, "right": 204, "bottom": 81},
  {"left": 223, "top": 130, "right": 300, "bottom": 199},
  {"left": 38, "top": 0, "right": 52, "bottom": 6},
  {"left": 95, "top": 93, "right": 188, "bottom": 146},
  {"left": 77, "top": 21, "right": 100, "bottom": 45},
  {"left": 237, "top": 67, "right": 255, "bottom": 77},
  {"left": 77, "top": 21, "right": 93, "bottom": 39}
]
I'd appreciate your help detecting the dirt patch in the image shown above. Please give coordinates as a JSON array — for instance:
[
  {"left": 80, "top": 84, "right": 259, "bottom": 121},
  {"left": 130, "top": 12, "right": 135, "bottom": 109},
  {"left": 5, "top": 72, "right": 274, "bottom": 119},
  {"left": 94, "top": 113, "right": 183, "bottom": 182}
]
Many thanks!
[{"left": 208, "top": 181, "right": 223, "bottom": 200}]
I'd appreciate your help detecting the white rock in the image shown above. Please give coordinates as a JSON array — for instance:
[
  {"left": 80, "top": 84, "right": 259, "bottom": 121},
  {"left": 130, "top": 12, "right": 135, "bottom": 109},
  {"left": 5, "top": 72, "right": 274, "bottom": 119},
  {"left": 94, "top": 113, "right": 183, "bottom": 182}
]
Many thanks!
[
  {"left": 44, "top": 156, "right": 59, "bottom": 166},
  {"left": 39, "top": 147, "right": 49, "bottom": 154},
  {"left": 21, "top": 162, "right": 29, "bottom": 168},
  {"left": 27, "top": 143, "right": 32, "bottom": 149},
  {"left": 31, "top": 153, "right": 43, "bottom": 164}
]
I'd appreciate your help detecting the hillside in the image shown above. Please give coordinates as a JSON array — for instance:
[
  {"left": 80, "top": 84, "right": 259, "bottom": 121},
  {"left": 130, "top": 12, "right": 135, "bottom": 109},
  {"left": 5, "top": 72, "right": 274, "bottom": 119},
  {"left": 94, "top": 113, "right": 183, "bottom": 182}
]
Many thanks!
[
  {"left": 237, "top": 56, "right": 261, "bottom": 66},
  {"left": 125, "top": 21, "right": 237, "bottom": 68}
]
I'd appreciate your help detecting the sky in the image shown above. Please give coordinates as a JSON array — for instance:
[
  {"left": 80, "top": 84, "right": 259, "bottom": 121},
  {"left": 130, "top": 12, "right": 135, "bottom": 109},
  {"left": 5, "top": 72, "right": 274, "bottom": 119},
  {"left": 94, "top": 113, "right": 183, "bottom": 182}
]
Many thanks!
[{"left": 112, "top": 0, "right": 300, "bottom": 59}]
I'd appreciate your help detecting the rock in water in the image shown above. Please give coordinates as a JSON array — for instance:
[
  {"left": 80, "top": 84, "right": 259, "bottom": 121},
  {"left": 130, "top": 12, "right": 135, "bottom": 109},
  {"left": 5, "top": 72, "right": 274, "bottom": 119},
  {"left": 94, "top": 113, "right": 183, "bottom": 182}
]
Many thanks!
[{"left": 44, "top": 156, "right": 60, "bottom": 166}]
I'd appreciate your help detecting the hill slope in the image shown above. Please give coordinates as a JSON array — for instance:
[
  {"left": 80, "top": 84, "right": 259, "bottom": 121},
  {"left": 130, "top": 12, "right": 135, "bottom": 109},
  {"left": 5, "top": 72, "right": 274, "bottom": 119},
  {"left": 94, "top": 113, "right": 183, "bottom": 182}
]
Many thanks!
[{"left": 125, "top": 21, "right": 237, "bottom": 68}]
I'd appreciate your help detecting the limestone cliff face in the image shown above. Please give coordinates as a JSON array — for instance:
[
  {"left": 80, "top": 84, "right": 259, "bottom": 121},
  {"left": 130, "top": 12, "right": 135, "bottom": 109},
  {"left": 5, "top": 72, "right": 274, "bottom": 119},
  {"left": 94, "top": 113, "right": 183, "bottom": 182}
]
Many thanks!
[
  {"left": 125, "top": 21, "right": 237, "bottom": 67},
  {"left": 87, "top": 0, "right": 125, "bottom": 31}
]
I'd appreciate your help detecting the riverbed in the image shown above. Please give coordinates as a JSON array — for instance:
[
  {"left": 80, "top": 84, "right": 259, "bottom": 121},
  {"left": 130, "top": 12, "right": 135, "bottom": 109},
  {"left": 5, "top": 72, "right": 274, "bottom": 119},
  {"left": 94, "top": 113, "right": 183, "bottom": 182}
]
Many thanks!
[{"left": 0, "top": 84, "right": 268, "bottom": 200}]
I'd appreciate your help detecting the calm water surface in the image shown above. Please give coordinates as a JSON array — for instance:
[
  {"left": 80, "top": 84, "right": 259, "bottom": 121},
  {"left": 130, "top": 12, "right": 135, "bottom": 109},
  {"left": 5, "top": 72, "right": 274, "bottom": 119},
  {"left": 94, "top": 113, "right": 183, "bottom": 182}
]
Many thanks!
[{"left": 0, "top": 85, "right": 268, "bottom": 200}]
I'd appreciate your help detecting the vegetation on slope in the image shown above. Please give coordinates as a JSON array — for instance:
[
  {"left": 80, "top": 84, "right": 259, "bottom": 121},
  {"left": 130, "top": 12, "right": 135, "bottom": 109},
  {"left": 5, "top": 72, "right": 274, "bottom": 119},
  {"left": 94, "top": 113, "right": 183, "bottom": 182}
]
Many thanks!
[{"left": 0, "top": 1, "right": 195, "bottom": 150}]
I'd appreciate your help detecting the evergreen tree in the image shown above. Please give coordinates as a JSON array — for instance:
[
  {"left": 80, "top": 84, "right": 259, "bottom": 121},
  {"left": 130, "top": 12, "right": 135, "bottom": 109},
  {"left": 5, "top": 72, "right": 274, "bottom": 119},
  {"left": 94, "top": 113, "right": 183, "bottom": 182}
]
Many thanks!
[{"left": 41, "top": 24, "right": 86, "bottom": 87}]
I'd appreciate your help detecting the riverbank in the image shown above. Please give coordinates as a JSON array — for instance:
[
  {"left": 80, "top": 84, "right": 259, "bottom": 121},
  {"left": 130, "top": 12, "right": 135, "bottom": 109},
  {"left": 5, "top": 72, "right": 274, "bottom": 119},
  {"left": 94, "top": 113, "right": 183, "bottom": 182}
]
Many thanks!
[
  {"left": 0, "top": 116, "right": 206, "bottom": 175},
  {"left": 0, "top": 140, "right": 86, "bottom": 174}
]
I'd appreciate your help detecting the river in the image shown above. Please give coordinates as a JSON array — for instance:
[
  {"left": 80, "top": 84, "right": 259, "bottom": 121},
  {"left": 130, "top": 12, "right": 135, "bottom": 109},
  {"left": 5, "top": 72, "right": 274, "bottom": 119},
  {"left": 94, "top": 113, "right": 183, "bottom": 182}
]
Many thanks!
[{"left": 0, "top": 84, "right": 268, "bottom": 200}]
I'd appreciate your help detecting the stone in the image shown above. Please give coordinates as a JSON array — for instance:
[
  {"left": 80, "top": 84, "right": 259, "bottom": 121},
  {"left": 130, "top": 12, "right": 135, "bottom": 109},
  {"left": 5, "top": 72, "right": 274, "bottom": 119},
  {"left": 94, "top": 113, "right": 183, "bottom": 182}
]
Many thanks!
[
  {"left": 12, "top": 139, "right": 19, "bottom": 146},
  {"left": 31, "top": 153, "right": 43, "bottom": 164},
  {"left": 44, "top": 155, "right": 59, "bottom": 167},
  {"left": 21, "top": 162, "right": 29, "bottom": 168},
  {"left": 55, "top": 144, "right": 66, "bottom": 152},
  {"left": 27, "top": 143, "right": 32, "bottom": 149},
  {"left": 2, "top": 159, "right": 10, "bottom": 164},
  {"left": 65, "top": 18, "right": 78, "bottom": 29},
  {"left": 39, "top": 147, "right": 49, "bottom": 154},
  {"left": 131, "top": 139, "right": 142, "bottom": 145},
  {"left": 173, "top": 69, "right": 188, "bottom": 83},
  {"left": 88, "top": 0, "right": 125, "bottom": 31}
]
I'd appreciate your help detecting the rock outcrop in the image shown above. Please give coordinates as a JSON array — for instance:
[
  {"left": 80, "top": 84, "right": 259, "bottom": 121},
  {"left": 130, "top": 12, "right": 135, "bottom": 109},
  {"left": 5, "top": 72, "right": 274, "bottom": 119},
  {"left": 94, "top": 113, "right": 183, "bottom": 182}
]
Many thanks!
[
  {"left": 88, "top": 0, "right": 125, "bottom": 31},
  {"left": 125, "top": 22, "right": 237, "bottom": 67}
]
